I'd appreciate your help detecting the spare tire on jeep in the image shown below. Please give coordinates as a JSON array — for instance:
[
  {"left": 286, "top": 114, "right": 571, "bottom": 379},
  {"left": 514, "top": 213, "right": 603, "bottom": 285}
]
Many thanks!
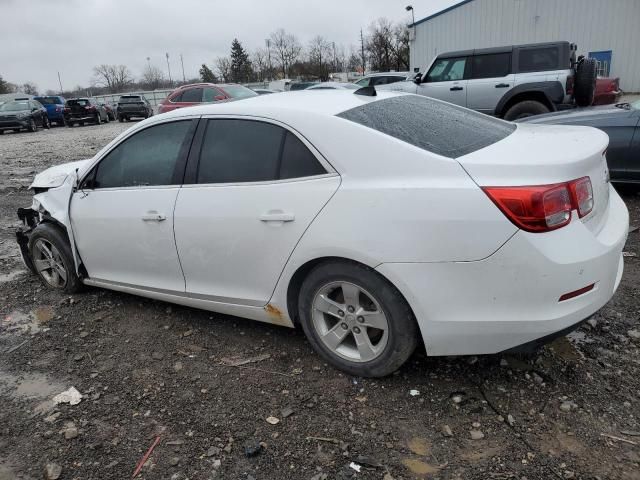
[{"left": 574, "top": 57, "right": 597, "bottom": 107}]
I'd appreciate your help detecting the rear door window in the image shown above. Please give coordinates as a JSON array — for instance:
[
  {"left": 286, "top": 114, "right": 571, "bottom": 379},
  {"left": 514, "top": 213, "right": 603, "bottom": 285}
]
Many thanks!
[
  {"left": 180, "top": 88, "right": 202, "bottom": 103},
  {"left": 337, "top": 95, "right": 515, "bottom": 158},
  {"left": 518, "top": 46, "right": 560, "bottom": 72},
  {"left": 196, "top": 119, "right": 326, "bottom": 184},
  {"left": 471, "top": 53, "right": 511, "bottom": 78}
]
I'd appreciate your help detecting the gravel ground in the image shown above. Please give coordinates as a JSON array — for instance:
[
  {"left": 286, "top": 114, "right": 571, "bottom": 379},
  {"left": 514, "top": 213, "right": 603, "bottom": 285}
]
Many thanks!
[{"left": 0, "top": 121, "right": 639, "bottom": 480}]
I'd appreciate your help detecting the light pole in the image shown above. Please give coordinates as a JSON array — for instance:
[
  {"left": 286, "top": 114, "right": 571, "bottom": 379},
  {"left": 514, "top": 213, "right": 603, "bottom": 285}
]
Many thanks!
[
  {"left": 180, "top": 54, "right": 186, "bottom": 82},
  {"left": 265, "top": 39, "right": 272, "bottom": 82},
  {"left": 165, "top": 52, "right": 172, "bottom": 85},
  {"left": 405, "top": 5, "right": 415, "bottom": 25},
  {"left": 146, "top": 56, "right": 151, "bottom": 69}
]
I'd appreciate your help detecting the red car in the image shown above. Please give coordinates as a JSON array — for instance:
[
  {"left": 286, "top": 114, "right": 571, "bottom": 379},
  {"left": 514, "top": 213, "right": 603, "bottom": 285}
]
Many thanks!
[
  {"left": 593, "top": 77, "right": 622, "bottom": 105},
  {"left": 158, "top": 83, "right": 258, "bottom": 114}
]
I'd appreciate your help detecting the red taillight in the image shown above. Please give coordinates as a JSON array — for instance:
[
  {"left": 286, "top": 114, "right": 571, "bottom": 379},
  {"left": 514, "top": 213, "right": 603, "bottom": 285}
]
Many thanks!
[
  {"left": 568, "top": 176, "right": 593, "bottom": 218},
  {"left": 483, "top": 177, "right": 593, "bottom": 233},
  {"left": 566, "top": 76, "right": 574, "bottom": 95},
  {"left": 63, "top": 107, "right": 70, "bottom": 112},
  {"left": 558, "top": 283, "right": 595, "bottom": 302}
]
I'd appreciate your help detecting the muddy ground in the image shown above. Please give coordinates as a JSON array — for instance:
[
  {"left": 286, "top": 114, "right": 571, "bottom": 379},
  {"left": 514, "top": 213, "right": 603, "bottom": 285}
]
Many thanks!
[{"left": 0, "top": 121, "right": 639, "bottom": 480}]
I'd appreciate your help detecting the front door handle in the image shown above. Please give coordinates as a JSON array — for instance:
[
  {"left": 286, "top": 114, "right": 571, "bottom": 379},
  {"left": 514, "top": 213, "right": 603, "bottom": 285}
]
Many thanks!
[
  {"left": 141, "top": 212, "right": 166, "bottom": 222},
  {"left": 450, "top": 86, "right": 463, "bottom": 91},
  {"left": 259, "top": 211, "right": 295, "bottom": 222},
  {"left": 495, "top": 83, "right": 510, "bottom": 88}
]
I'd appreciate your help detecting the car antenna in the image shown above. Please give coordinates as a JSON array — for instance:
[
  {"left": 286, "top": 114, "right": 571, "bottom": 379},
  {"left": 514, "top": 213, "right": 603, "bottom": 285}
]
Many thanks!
[{"left": 354, "top": 86, "right": 376, "bottom": 97}]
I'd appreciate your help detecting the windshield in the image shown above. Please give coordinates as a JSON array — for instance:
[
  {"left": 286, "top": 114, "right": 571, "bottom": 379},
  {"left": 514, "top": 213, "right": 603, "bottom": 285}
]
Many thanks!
[
  {"left": 67, "top": 99, "right": 89, "bottom": 107},
  {"left": 119, "top": 96, "right": 143, "bottom": 103},
  {"left": 221, "top": 85, "right": 258, "bottom": 99},
  {"left": 35, "top": 97, "right": 61, "bottom": 105},
  {"left": 0, "top": 101, "right": 30, "bottom": 112}
]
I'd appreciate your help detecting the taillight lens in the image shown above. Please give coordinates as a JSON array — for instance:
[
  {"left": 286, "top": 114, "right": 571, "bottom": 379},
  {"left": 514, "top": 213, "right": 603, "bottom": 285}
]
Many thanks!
[
  {"left": 566, "top": 76, "right": 574, "bottom": 95},
  {"left": 568, "top": 176, "right": 593, "bottom": 218},
  {"left": 483, "top": 177, "right": 593, "bottom": 233}
]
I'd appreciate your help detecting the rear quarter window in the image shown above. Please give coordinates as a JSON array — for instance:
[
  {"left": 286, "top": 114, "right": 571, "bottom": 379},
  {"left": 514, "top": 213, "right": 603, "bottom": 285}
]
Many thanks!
[{"left": 337, "top": 95, "right": 515, "bottom": 158}]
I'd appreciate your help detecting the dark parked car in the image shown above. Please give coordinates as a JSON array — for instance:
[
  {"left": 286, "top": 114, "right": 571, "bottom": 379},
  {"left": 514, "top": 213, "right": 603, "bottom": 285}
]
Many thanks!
[
  {"left": 157, "top": 83, "right": 257, "bottom": 114},
  {"left": 520, "top": 99, "right": 640, "bottom": 184},
  {"left": 34, "top": 95, "right": 66, "bottom": 126},
  {"left": 64, "top": 98, "right": 108, "bottom": 126},
  {"left": 116, "top": 95, "right": 153, "bottom": 121},
  {"left": 0, "top": 99, "right": 50, "bottom": 133}
]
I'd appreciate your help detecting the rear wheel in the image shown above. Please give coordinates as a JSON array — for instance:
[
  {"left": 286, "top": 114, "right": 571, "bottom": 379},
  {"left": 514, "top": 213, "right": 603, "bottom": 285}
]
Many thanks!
[
  {"left": 298, "top": 261, "right": 418, "bottom": 377},
  {"left": 28, "top": 223, "right": 83, "bottom": 294},
  {"left": 503, "top": 100, "right": 550, "bottom": 121}
]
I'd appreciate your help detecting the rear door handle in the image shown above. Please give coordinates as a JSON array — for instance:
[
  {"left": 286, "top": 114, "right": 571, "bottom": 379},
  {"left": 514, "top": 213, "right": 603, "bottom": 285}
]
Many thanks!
[
  {"left": 259, "top": 211, "right": 295, "bottom": 222},
  {"left": 141, "top": 212, "right": 166, "bottom": 222},
  {"left": 450, "top": 86, "right": 463, "bottom": 91},
  {"left": 495, "top": 83, "right": 510, "bottom": 88}
]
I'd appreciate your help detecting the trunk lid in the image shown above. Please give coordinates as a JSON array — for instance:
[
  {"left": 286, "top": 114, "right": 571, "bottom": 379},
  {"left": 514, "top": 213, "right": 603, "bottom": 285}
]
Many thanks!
[{"left": 458, "top": 123, "right": 610, "bottom": 234}]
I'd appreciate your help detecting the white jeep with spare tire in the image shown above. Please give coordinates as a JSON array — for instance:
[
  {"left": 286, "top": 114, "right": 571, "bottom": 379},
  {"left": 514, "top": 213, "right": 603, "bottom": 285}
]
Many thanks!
[{"left": 379, "top": 41, "right": 597, "bottom": 120}]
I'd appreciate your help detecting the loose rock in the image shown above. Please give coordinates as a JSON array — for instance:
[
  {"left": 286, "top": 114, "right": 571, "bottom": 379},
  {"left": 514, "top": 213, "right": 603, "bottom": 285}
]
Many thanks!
[
  {"left": 470, "top": 430, "right": 485, "bottom": 440},
  {"left": 45, "top": 463, "right": 62, "bottom": 480}
]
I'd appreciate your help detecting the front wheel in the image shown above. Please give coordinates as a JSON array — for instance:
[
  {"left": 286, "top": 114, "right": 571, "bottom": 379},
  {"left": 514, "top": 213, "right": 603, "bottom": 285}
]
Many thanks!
[
  {"left": 43, "top": 116, "right": 51, "bottom": 129},
  {"left": 298, "top": 261, "right": 418, "bottom": 377},
  {"left": 28, "top": 118, "right": 37, "bottom": 132},
  {"left": 28, "top": 223, "right": 83, "bottom": 293},
  {"left": 95, "top": 113, "right": 101, "bottom": 125}
]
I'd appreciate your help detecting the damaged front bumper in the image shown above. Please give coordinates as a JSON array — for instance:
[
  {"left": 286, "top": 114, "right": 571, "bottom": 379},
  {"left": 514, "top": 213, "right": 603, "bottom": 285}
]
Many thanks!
[{"left": 16, "top": 207, "right": 38, "bottom": 273}]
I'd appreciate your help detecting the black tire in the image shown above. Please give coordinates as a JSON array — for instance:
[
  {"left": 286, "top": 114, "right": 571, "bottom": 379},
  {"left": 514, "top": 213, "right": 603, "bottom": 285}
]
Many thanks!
[
  {"left": 574, "top": 57, "right": 597, "bottom": 107},
  {"left": 79, "top": 121, "right": 84, "bottom": 126},
  {"left": 503, "top": 100, "right": 550, "bottom": 121},
  {"left": 118, "top": 115, "right": 124, "bottom": 122},
  {"left": 66, "top": 121, "right": 73, "bottom": 127},
  {"left": 28, "top": 118, "right": 37, "bottom": 132},
  {"left": 28, "top": 223, "right": 83, "bottom": 294},
  {"left": 298, "top": 260, "right": 418, "bottom": 377},
  {"left": 95, "top": 113, "right": 101, "bottom": 125},
  {"left": 43, "top": 116, "right": 50, "bottom": 129}
]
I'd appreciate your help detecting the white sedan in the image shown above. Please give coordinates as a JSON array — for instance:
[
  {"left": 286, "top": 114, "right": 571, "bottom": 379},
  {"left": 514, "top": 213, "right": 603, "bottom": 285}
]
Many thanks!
[{"left": 16, "top": 90, "right": 629, "bottom": 377}]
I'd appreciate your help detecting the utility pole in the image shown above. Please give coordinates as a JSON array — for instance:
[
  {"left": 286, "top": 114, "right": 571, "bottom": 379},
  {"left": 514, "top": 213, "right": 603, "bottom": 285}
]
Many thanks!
[
  {"left": 360, "top": 29, "right": 366, "bottom": 76},
  {"left": 180, "top": 54, "right": 186, "bottom": 82},
  {"left": 57, "top": 71, "right": 63, "bottom": 94},
  {"left": 165, "top": 52, "right": 172, "bottom": 85},
  {"left": 146, "top": 56, "right": 151, "bottom": 69},
  {"left": 332, "top": 41, "right": 337, "bottom": 74}
]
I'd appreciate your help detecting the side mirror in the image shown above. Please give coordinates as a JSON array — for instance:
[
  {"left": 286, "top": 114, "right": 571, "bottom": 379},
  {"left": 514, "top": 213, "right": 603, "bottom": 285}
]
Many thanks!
[{"left": 413, "top": 73, "right": 423, "bottom": 85}]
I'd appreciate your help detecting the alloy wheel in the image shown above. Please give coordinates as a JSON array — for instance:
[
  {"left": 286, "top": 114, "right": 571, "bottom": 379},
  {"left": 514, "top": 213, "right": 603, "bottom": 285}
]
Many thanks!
[
  {"left": 33, "top": 238, "right": 67, "bottom": 288},
  {"left": 312, "top": 281, "right": 389, "bottom": 363}
]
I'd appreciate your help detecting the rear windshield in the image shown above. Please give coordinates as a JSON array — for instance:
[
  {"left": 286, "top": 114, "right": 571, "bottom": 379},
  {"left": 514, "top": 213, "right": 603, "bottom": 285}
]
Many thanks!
[
  {"left": 119, "top": 96, "right": 143, "bottom": 103},
  {"left": 221, "top": 85, "right": 257, "bottom": 99},
  {"left": 35, "top": 97, "right": 62, "bottom": 105},
  {"left": 66, "top": 99, "right": 89, "bottom": 106},
  {"left": 337, "top": 95, "right": 515, "bottom": 158}
]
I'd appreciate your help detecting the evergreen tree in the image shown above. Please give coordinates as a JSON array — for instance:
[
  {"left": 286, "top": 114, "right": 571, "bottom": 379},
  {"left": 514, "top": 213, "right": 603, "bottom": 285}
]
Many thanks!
[
  {"left": 0, "top": 75, "right": 10, "bottom": 94},
  {"left": 199, "top": 64, "right": 218, "bottom": 83},
  {"left": 229, "top": 39, "right": 252, "bottom": 83}
]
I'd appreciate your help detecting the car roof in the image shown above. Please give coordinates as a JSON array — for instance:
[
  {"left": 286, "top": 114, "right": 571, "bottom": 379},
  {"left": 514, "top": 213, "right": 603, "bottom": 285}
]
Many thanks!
[
  {"left": 437, "top": 41, "right": 571, "bottom": 59},
  {"left": 158, "top": 89, "right": 407, "bottom": 119}
]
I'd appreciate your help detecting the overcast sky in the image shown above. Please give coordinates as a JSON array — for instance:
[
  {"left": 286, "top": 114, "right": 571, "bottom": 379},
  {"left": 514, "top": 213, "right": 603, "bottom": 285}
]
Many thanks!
[{"left": 0, "top": 0, "right": 457, "bottom": 92}]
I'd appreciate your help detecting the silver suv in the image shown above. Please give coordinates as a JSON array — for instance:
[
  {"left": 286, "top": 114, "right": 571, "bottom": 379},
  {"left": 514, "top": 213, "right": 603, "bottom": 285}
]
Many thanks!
[{"left": 380, "top": 41, "right": 596, "bottom": 120}]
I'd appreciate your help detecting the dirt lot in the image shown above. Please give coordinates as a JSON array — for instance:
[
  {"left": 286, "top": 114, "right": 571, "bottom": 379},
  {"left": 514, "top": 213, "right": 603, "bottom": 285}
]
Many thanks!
[{"left": 0, "top": 122, "right": 639, "bottom": 480}]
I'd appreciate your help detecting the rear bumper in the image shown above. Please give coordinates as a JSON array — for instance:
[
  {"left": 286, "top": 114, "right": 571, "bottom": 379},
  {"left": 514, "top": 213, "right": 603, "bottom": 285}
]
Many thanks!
[
  {"left": 65, "top": 114, "right": 95, "bottom": 122},
  {"left": 118, "top": 109, "right": 147, "bottom": 116},
  {"left": 376, "top": 186, "right": 629, "bottom": 356}
]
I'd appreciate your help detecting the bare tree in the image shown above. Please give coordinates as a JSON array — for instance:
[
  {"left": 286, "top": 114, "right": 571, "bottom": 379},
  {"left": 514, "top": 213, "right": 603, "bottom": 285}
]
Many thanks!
[
  {"left": 390, "top": 24, "right": 410, "bottom": 71},
  {"left": 252, "top": 49, "right": 268, "bottom": 82},
  {"left": 270, "top": 29, "right": 302, "bottom": 77},
  {"left": 21, "top": 82, "right": 39, "bottom": 95},
  {"left": 141, "top": 64, "right": 165, "bottom": 90},
  {"left": 215, "top": 57, "right": 231, "bottom": 82},
  {"left": 366, "top": 18, "right": 394, "bottom": 72},
  {"left": 307, "top": 35, "right": 332, "bottom": 80},
  {"left": 92, "top": 64, "right": 133, "bottom": 93}
]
